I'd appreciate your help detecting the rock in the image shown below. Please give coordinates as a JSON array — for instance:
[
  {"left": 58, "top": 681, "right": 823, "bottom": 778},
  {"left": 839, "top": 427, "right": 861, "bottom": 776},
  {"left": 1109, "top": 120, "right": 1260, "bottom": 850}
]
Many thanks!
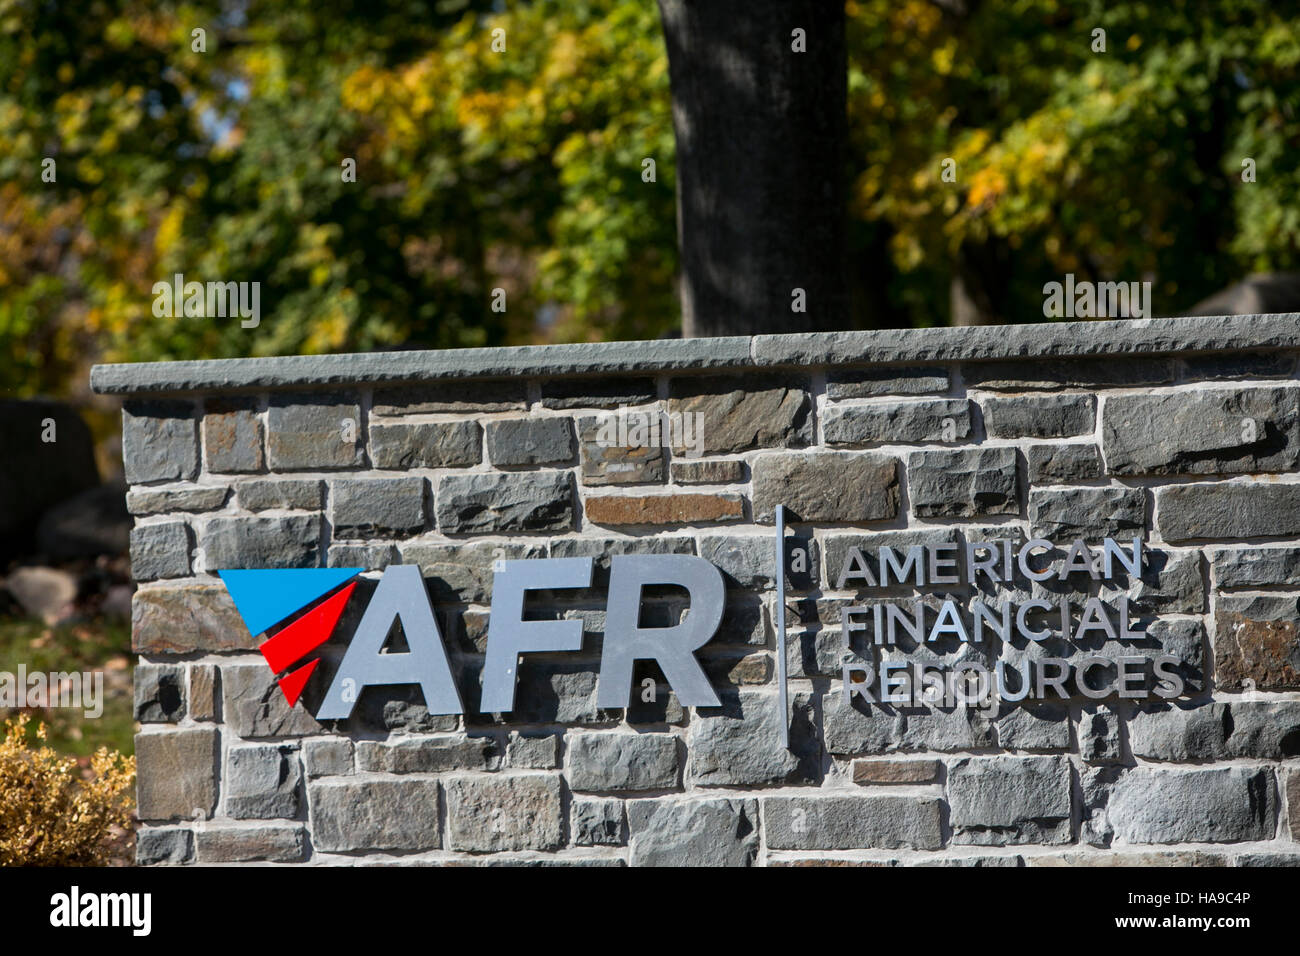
[
  {"left": 133, "top": 583, "right": 252, "bottom": 654},
  {"left": 331, "top": 476, "right": 426, "bottom": 538},
  {"left": 572, "top": 797, "right": 625, "bottom": 846},
  {"left": 302, "top": 738, "right": 353, "bottom": 777},
  {"left": 687, "top": 690, "right": 820, "bottom": 786},
  {"left": 983, "top": 394, "right": 1095, "bottom": 439},
  {"left": 5, "top": 566, "right": 77, "bottom": 623},
  {"left": 309, "top": 778, "right": 441, "bottom": 852},
  {"left": 202, "top": 398, "right": 264, "bottom": 473},
  {"left": 627, "top": 797, "right": 759, "bottom": 866},
  {"left": 908, "top": 447, "right": 1019, "bottom": 517},
  {"left": 1213, "top": 545, "right": 1300, "bottom": 587},
  {"left": 667, "top": 376, "right": 812, "bottom": 454},
  {"left": 670, "top": 459, "right": 746, "bottom": 484},
  {"left": 370, "top": 420, "right": 481, "bottom": 469},
  {"left": 1028, "top": 486, "right": 1145, "bottom": 540},
  {"left": 225, "top": 744, "right": 302, "bottom": 819},
  {"left": 235, "top": 478, "right": 324, "bottom": 512},
  {"left": 1104, "top": 766, "right": 1276, "bottom": 844},
  {"left": 35, "top": 484, "right": 130, "bottom": 560},
  {"left": 355, "top": 735, "right": 498, "bottom": 773},
  {"left": 764, "top": 794, "right": 943, "bottom": 850},
  {"left": 996, "top": 704, "right": 1071, "bottom": 750},
  {"left": 823, "top": 398, "right": 972, "bottom": 446},
  {"left": 698, "top": 532, "right": 818, "bottom": 590},
  {"left": 1156, "top": 482, "right": 1300, "bottom": 542},
  {"left": 1026, "top": 444, "right": 1104, "bottom": 484},
  {"left": 826, "top": 367, "right": 949, "bottom": 399},
  {"left": 195, "top": 825, "right": 305, "bottom": 863},
  {"left": 266, "top": 393, "right": 364, "bottom": 470},
  {"left": 129, "top": 521, "right": 193, "bottom": 581},
  {"left": 1213, "top": 593, "right": 1300, "bottom": 690},
  {"left": 486, "top": 417, "right": 576, "bottom": 466},
  {"left": 506, "top": 733, "right": 560, "bottom": 769},
  {"left": 436, "top": 471, "right": 575, "bottom": 533},
  {"left": 565, "top": 732, "right": 679, "bottom": 792},
  {"left": 221, "top": 661, "right": 322, "bottom": 738},
  {"left": 398, "top": 540, "right": 547, "bottom": 603},
  {"left": 135, "top": 728, "right": 218, "bottom": 821},
  {"left": 1077, "top": 705, "right": 1123, "bottom": 763},
  {"left": 752, "top": 451, "right": 899, "bottom": 523},
  {"left": 189, "top": 664, "right": 217, "bottom": 721},
  {"left": 577, "top": 414, "right": 667, "bottom": 486},
  {"left": 122, "top": 399, "right": 198, "bottom": 483},
  {"left": 584, "top": 493, "right": 744, "bottom": 526},
  {"left": 444, "top": 775, "right": 563, "bottom": 852},
  {"left": 947, "top": 756, "right": 1072, "bottom": 845},
  {"left": 134, "top": 663, "right": 186, "bottom": 722},
  {"left": 372, "top": 381, "right": 526, "bottom": 414},
  {"left": 136, "top": 827, "right": 193, "bottom": 865},
  {"left": 201, "top": 514, "right": 321, "bottom": 571},
  {"left": 541, "top": 378, "right": 657, "bottom": 409},
  {"left": 1129, "top": 701, "right": 1300, "bottom": 760},
  {"left": 823, "top": 692, "right": 995, "bottom": 754},
  {"left": 851, "top": 758, "right": 941, "bottom": 785},
  {"left": 1102, "top": 387, "right": 1300, "bottom": 475},
  {"left": 126, "top": 486, "right": 229, "bottom": 515}
]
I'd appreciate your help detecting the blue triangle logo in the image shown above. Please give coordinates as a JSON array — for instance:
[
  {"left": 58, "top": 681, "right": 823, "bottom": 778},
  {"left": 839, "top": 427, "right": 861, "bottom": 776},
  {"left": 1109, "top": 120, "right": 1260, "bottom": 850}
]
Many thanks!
[{"left": 218, "top": 568, "right": 363, "bottom": 638}]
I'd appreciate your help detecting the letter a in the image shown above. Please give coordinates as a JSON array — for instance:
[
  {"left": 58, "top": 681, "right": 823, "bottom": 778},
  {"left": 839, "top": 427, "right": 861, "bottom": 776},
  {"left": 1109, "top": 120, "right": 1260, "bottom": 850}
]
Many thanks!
[{"left": 316, "top": 565, "right": 462, "bottom": 719}]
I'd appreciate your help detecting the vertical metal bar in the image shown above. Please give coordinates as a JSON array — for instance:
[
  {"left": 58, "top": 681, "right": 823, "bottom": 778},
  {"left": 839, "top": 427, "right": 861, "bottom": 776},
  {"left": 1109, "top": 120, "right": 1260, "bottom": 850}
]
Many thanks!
[{"left": 774, "top": 504, "right": 789, "bottom": 750}]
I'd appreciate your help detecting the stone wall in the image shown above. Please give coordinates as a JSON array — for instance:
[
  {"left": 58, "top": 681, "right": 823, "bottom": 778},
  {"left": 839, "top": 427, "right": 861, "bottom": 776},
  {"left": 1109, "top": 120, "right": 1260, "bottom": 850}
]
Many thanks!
[{"left": 95, "top": 314, "right": 1300, "bottom": 866}]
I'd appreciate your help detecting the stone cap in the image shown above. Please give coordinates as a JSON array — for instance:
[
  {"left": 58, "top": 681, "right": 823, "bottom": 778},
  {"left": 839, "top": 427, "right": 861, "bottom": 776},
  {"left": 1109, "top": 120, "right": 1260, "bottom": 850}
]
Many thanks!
[{"left": 90, "top": 313, "right": 1300, "bottom": 396}]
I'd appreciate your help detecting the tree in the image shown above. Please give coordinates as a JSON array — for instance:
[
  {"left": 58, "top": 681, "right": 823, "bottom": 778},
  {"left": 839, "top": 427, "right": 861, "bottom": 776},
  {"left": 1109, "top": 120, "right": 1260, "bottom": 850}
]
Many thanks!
[{"left": 657, "top": 0, "right": 850, "bottom": 337}]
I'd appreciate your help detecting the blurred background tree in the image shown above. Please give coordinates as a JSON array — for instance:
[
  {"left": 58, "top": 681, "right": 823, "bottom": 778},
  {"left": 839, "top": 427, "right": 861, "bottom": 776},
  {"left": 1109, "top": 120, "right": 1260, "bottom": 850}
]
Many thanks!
[{"left": 1, "top": 0, "right": 1299, "bottom": 401}]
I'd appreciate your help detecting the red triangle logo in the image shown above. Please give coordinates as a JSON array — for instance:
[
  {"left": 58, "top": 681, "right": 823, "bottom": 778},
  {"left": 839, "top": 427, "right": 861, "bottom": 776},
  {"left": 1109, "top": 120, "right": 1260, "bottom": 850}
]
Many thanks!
[
  {"left": 260, "top": 582, "right": 356, "bottom": 675},
  {"left": 277, "top": 658, "right": 321, "bottom": 709}
]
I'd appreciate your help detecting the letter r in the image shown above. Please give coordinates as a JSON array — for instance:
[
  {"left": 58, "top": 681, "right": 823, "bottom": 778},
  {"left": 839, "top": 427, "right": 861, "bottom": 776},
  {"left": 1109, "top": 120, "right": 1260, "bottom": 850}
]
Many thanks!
[{"left": 597, "top": 554, "right": 724, "bottom": 708}]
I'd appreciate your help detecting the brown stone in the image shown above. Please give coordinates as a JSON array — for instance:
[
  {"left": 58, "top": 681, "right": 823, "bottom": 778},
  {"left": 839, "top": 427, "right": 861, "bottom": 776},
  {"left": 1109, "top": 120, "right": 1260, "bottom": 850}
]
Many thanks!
[
  {"left": 133, "top": 583, "right": 254, "bottom": 654},
  {"left": 203, "top": 398, "right": 264, "bottom": 473},
  {"left": 577, "top": 415, "right": 666, "bottom": 486},
  {"left": 667, "top": 376, "right": 812, "bottom": 454},
  {"left": 135, "top": 728, "right": 218, "bottom": 821},
  {"left": 852, "top": 759, "right": 942, "bottom": 785},
  {"left": 584, "top": 493, "right": 744, "bottom": 526},
  {"left": 189, "top": 663, "right": 218, "bottom": 721},
  {"left": 1289, "top": 767, "right": 1300, "bottom": 842},
  {"left": 752, "top": 451, "right": 899, "bottom": 523},
  {"left": 1214, "top": 594, "right": 1300, "bottom": 691},
  {"left": 703, "top": 653, "right": 772, "bottom": 686}
]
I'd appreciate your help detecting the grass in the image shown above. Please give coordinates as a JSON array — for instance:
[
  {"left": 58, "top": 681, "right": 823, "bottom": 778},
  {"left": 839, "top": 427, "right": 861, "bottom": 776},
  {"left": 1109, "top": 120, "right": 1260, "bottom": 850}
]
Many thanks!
[{"left": 0, "top": 616, "right": 134, "bottom": 758}]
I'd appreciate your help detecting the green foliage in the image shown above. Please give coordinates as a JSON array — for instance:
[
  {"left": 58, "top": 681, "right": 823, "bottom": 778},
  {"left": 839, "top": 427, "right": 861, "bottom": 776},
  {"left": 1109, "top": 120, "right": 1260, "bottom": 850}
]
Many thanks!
[{"left": 2, "top": 0, "right": 1299, "bottom": 398}]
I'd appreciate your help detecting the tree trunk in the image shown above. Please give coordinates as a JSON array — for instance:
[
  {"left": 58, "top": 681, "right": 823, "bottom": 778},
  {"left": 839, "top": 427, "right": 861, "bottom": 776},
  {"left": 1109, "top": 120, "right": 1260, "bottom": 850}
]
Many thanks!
[{"left": 657, "top": 0, "right": 849, "bottom": 337}]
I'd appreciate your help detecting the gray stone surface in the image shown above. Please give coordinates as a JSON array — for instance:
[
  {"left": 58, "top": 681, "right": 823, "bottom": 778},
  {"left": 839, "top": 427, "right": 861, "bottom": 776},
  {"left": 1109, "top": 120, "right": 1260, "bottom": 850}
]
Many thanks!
[
  {"left": 189, "top": 663, "right": 217, "bottom": 721},
  {"left": 996, "top": 704, "right": 1071, "bottom": 750},
  {"left": 541, "top": 378, "right": 657, "bottom": 409},
  {"left": 1029, "top": 486, "right": 1145, "bottom": 539},
  {"left": 136, "top": 827, "right": 193, "bottom": 865},
  {"left": 436, "top": 470, "right": 575, "bottom": 533},
  {"left": 1026, "top": 443, "right": 1104, "bottom": 484},
  {"left": 369, "top": 420, "right": 481, "bottom": 469},
  {"left": 127, "top": 486, "right": 229, "bottom": 515},
  {"left": 445, "top": 775, "right": 563, "bottom": 852},
  {"left": 203, "top": 398, "right": 264, "bottom": 473},
  {"left": 698, "top": 532, "right": 818, "bottom": 590},
  {"left": 983, "top": 394, "right": 1095, "bottom": 438},
  {"left": 130, "top": 521, "right": 192, "bottom": 581},
  {"left": 373, "top": 381, "right": 527, "bottom": 414},
  {"left": 123, "top": 400, "right": 198, "bottom": 483},
  {"left": 671, "top": 459, "right": 746, "bottom": 484},
  {"left": 572, "top": 797, "right": 625, "bottom": 846},
  {"left": 827, "top": 366, "right": 949, "bottom": 399},
  {"left": 823, "top": 693, "right": 996, "bottom": 754},
  {"left": 1129, "top": 701, "right": 1300, "bottom": 760},
  {"left": 355, "top": 735, "right": 498, "bottom": 773},
  {"left": 1157, "top": 481, "right": 1300, "bottom": 541},
  {"left": 222, "top": 661, "right": 322, "bottom": 738},
  {"left": 753, "top": 451, "right": 898, "bottom": 523},
  {"left": 310, "top": 777, "right": 441, "bottom": 852},
  {"left": 1212, "top": 546, "right": 1300, "bottom": 587},
  {"left": 267, "top": 394, "right": 364, "bottom": 470},
  {"left": 399, "top": 540, "right": 547, "bottom": 603},
  {"left": 195, "top": 825, "right": 306, "bottom": 862},
  {"left": 135, "top": 728, "right": 218, "bottom": 821},
  {"left": 202, "top": 513, "right": 321, "bottom": 570},
  {"left": 823, "top": 398, "right": 972, "bottom": 445},
  {"left": 225, "top": 744, "right": 302, "bottom": 819},
  {"left": 1077, "top": 706, "right": 1123, "bottom": 764},
  {"left": 764, "top": 794, "right": 943, "bottom": 850},
  {"left": 486, "top": 417, "right": 576, "bottom": 466},
  {"left": 1183, "top": 351, "right": 1295, "bottom": 380},
  {"left": 135, "top": 663, "right": 186, "bottom": 722},
  {"left": 236, "top": 478, "right": 324, "bottom": 512},
  {"left": 332, "top": 476, "right": 426, "bottom": 538},
  {"left": 908, "top": 447, "right": 1018, "bottom": 517},
  {"left": 964, "top": 358, "right": 1176, "bottom": 390},
  {"left": 507, "top": 733, "right": 560, "bottom": 769},
  {"left": 302, "top": 738, "right": 353, "bottom": 777},
  {"left": 1103, "top": 387, "right": 1300, "bottom": 475},
  {"left": 627, "top": 797, "right": 759, "bottom": 866},
  {"left": 566, "top": 733, "right": 679, "bottom": 792},
  {"left": 687, "top": 690, "right": 819, "bottom": 785},
  {"left": 1104, "top": 766, "right": 1276, "bottom": 844},
  {"left": 947, "top": 756, "right": 1072, "bottom": 845},
  {"left": 328, "top": 542, "right": 399, "bottom": 569}
]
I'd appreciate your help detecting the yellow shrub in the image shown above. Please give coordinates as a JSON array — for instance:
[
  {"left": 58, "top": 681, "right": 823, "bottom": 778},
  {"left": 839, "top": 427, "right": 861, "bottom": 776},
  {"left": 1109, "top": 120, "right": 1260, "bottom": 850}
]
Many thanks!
[{"left": 0, "top": 715, "right": 135, "bottom": 866}]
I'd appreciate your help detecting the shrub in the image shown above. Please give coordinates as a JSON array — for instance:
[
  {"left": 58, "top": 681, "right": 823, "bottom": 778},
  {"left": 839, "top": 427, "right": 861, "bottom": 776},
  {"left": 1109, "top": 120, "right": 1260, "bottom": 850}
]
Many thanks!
[{"left": 0, "top": 714, "right": 135, "bottom": 866}]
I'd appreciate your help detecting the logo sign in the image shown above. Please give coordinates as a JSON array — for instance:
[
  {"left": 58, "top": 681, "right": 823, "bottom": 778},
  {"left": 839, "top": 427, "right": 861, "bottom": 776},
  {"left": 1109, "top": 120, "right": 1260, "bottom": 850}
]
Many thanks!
[{"left": 220, "top": 555, "right": 727, "bottom": 720}]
